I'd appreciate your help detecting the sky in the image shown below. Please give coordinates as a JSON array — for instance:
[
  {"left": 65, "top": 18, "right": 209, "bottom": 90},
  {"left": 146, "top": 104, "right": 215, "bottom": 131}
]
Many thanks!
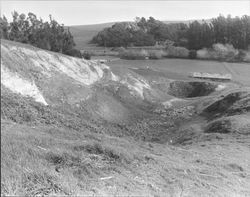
[{"left": 1, "top": 1, "right": 250, "bottom": 26}]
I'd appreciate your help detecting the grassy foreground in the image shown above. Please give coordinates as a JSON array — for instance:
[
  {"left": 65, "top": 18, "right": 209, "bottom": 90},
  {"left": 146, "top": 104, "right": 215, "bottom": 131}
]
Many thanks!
[
  {"left": 2, "top": 117, "right": 250, "bottom": 196},
  {"left": 1, "top": 119, "right": 143, "bottom": 196}
]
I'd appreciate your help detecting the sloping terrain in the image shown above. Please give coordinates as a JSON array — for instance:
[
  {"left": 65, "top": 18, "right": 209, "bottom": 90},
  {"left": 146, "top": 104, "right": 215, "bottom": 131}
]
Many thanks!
[
  {"left": 1, "top": 39, "right": 250, "bottom": 196},
  {"left": 69, "top": 22, "right": 115, "bottom": 50}
]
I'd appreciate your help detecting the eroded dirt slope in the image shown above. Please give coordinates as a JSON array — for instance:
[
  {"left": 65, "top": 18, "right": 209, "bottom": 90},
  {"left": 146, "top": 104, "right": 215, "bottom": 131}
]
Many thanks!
[{"left": 1, "top": 40, "right": 250, "bottom": 196}]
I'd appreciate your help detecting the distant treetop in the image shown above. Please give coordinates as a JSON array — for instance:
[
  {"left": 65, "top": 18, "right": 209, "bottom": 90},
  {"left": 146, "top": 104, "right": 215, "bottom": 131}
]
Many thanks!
[
  {"left": 91, "top": 15, "right": 250, "bottom": 50},
  {"left": 0, "top": 11, "right": 83, "bottom": 58}
]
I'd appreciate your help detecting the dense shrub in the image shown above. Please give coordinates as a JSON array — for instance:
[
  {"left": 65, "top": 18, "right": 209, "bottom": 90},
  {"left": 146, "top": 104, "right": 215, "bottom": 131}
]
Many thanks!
[
  {"left": 64, "top": 49, "right": 82, "bottom": 58},
  {"left": 188, "top": 50, "right": 197, "bottom": 59},
  {"left": 82, "top": 51, "right": 91, "bottom": 60},
  {"left": 212, "top": 43, "right": 238, "bottom": 61},
  {"left": 243, "top": 50, "right": 250, "bottom": 62},
  {"left": 196, "top": 48, "right": 210, "bottom": 59},
  {"left": 235, "top": 50, "right": 246, "bottom": 61},
  {"left": 196, "top": 43, "right": 248, "bottom": 62},
  {"left": 119, "top": 49, "right": 148, "bottom": 60},
  {"left": 147, "top": 50, "right": 165, "bottom": 59},
  {"left": 166, "top": 46, "right": 189, "bottom": 58}
]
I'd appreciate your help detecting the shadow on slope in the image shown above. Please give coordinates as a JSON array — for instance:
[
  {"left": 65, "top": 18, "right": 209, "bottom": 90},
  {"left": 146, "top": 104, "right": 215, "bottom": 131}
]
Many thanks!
[
  {"left": 202, "top": 90, "right": 250, "bottom": 119},
  {"left": 172, "top": 89, "right": 250, "bottom": 145},
  {"left": 168, "top": 81, "right": 217, "bottom": 98}
]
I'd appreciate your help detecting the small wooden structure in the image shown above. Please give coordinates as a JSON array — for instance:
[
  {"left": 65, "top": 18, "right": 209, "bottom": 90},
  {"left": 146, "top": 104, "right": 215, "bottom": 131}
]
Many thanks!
[{"left": 189, "top": 72, "right": 232, "bottom": 81}]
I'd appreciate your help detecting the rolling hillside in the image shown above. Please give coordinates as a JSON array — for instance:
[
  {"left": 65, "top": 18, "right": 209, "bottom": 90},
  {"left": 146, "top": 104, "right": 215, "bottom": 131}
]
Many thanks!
[
  {"left": 69, "top": 22, "right": 115, "bottom": 50},
  {"left": 1, "top": 39, "right": 250, "bottom": 196}
]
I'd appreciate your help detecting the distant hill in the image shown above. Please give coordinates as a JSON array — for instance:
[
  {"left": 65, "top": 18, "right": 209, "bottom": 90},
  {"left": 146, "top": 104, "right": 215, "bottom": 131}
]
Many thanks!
[
  {"left": 69, "top": 22, "right": 115, "bottom": 50},
  {"left": 69, "top": 19, "right": 211, "bottom": 50},
  {"left": 163, "top": 19, "right": 211, "bottom": 24}
]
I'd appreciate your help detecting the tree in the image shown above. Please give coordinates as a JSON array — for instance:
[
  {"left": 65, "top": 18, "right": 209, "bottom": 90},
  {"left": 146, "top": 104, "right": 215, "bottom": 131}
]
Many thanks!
[
  {"left": 187, "top": 20, "right": 203, "bottom": 50},
  {"left": 1, "top": 11, "right": 78, "bottom": 57},
  {"left": 241, "top": 15, "right": 250, "bottom": 49},
  {"left": 91, "top": 15, "right": 250, "bottom": 50},
  {"left": 91, "top": 23, "right": 135, "bottom": 47},
  {"left": 211, "top": 15, "right": 228, "bottom": 44},
  {"left": 132, "top": 30, "right": 155, "bottom": 46},
  {"left": 0, "top": 15, "right": 9, "bottom": 39}
]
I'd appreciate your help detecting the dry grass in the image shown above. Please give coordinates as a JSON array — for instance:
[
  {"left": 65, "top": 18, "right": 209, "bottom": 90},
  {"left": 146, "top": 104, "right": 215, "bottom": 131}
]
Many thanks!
[
  {"left": 1, "top": 120, "right": 141, "bottom": 196},
  {"left": 2, "top": 102, "right": 250, "bottom": 196}
]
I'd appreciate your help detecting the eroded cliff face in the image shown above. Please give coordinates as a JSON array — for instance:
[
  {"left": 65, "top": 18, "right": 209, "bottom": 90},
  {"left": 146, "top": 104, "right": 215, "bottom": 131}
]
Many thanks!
[
  {"left": 1, "top": 40, "right": 157, "bottom": 125},
  {"left": 1, "top": 40, "right": 156, "bottom": 107},
  {"left": 1, "top": 40, "right": 115, "bottom": 104}
]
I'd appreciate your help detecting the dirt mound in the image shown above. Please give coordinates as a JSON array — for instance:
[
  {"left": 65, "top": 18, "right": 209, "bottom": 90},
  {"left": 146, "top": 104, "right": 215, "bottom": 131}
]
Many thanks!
[
  {"left": 205, "top": 114, "right": 250, "bottom": 134},
  {"left": 168, "top": 81, "right": 217, "bottom": 98},
  {"left": 203, "top": 91, "right": 250, "bottom": 119}
]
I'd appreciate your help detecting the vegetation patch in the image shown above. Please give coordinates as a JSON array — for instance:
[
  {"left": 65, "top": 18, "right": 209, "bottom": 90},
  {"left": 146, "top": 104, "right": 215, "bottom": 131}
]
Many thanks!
[
  {"left": 21, "top": 171, "right": 63, "bottom": 196},
  {"left": 196, "top": 43, "right": 250, "bottom": 62},
  {"left": 147, "top": 50, "right": 166, "bottom": 59},
  {"left": 46, "top": 152, "right": 81, "bottom": 168},
  {"left": 165, "top": 46, "right": 189, "bottom": 58},
  {"left": 119, "top": 49, "right": 148, "bottom": 60},
  {"left": 0, "top": 12, "right": 81, "bottom": 58},
  {"left": 91, "top": 15, "right": 250, "bottom": 52},
  {"left": 1, "top": 88, "right": 97, "bottom": 132},
  {"left": 189, "top": 50, "right": 197, "bottom": 59},
  {"left": 205, "top": 119, "right": 232, "bottom": 133},
  {"left": 73, "top": 142, "right": 132, "bottom": 164}
]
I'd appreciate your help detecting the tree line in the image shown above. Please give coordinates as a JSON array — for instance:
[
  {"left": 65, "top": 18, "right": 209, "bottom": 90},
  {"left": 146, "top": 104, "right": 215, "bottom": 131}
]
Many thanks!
[
  {"left": 0, "top": 11, "right": 83, "bottom": 58},
  {"left": 91, "top": 15, "right": 250, "bottom": 50}
]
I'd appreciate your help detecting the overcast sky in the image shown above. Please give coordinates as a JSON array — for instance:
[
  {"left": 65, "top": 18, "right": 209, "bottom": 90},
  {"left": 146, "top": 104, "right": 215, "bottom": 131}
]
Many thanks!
[{"left": 1, "top": 1, "right": 250, "bottom": 26}]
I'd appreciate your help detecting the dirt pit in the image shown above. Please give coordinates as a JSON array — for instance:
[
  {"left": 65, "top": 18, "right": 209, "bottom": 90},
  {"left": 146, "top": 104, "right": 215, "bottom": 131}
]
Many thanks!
[{"left": 168, "top": 81, "right": 217, "bottom": 98}]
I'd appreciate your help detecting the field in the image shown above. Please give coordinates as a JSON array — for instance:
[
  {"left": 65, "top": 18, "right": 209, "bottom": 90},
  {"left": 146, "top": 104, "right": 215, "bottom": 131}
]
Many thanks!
[{"left": 108, "top": 58, "right": 250, "bottom": 85}]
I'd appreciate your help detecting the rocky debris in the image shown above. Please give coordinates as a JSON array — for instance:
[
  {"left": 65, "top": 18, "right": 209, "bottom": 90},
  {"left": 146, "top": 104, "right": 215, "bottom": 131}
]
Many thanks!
[
  {"left": 154, "top": 105, "right": 195, "bottom": 120},
  {"left": 162, "top": 98, "right": 184, "bottom": 108}
]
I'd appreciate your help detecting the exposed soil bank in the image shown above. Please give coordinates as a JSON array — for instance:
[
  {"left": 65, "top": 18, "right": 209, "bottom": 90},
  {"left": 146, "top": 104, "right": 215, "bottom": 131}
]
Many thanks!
[
  {"left": 203, "top": 91, "right": 250, "bottom": 119},
  {"left": 205, "top": 114, "right": 250, "bottom": 134}
]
